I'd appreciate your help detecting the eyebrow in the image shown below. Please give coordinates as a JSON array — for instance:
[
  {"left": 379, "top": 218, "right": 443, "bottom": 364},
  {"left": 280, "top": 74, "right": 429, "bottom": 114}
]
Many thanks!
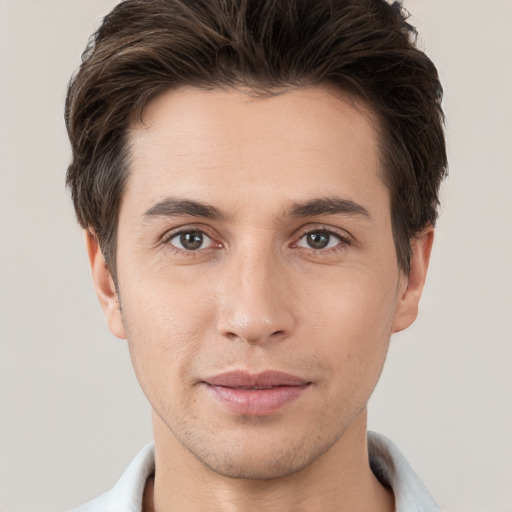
[
  {"left": 142, "top": 196, "right": 370, "bottom": 223},
  {"left": 143, "top": 198, "right": 227, "bottom": 221},
  {"left": 289, "top": 197, "right": 371, "bottom": 219}
]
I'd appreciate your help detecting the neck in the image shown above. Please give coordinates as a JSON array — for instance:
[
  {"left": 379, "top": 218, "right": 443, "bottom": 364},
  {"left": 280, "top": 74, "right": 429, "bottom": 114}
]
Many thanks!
[{"left": 145, "top": 410, "right": 394, "bottom": 512}]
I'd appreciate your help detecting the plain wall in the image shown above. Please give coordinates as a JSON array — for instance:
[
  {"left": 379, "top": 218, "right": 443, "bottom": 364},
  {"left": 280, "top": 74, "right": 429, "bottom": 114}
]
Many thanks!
[{"left": 1, "top": 1, "right": 511, "bottom": 511}]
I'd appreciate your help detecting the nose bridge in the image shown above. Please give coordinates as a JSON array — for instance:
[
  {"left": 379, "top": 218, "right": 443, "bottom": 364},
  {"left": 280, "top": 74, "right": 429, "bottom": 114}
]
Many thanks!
[{"left": 217, "top": 238, "right": 294, "bottom": 344}]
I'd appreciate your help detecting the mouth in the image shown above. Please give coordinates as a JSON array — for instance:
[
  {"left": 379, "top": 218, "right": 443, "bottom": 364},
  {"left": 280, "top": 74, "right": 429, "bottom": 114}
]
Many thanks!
[{"left": 202, "top": 370, "right": 312, "bottom": 416}]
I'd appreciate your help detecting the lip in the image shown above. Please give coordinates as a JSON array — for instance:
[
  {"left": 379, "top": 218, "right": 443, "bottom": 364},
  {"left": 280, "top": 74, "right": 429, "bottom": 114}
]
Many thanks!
[{"left": 202, "top": 371, "right": 311, "bottom": 416}]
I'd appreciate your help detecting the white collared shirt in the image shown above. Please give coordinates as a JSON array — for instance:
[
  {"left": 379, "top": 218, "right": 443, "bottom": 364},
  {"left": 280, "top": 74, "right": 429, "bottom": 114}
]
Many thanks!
[{"left": 71, "top": 431, "right": 441, "bottom": 512}]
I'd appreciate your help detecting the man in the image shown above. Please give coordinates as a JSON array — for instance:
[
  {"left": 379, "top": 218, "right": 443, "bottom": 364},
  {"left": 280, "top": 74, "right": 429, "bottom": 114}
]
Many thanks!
[{"left": 66, "top": 0, "right": 447, "bottom": 510}]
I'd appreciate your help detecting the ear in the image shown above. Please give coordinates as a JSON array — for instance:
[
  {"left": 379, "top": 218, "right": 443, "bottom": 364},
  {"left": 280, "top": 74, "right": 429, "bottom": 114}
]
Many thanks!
[
  {"left": 392, "top": 226, "right": 434, "bottom": 334},
  {"left": 85, "top": 230, "right": 126, "bottom": 339}
]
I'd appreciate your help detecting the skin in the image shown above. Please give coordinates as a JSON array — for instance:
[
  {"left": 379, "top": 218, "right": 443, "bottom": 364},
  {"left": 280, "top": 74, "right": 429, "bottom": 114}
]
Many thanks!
[{"left": 87, "top": 86, "right": 433, "bottom": 512}]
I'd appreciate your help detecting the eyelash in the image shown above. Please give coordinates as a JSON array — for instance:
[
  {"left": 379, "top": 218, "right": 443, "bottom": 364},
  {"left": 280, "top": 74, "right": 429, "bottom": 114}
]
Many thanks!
[
  {"left": 162, "top": 227, "right": 219, "bottom": 257},
  {"left": 162, "top": 225, "right": 352, "bottom": 257},
  {"left": 294, "top": 226, "right": 352, "bottom": 255}
]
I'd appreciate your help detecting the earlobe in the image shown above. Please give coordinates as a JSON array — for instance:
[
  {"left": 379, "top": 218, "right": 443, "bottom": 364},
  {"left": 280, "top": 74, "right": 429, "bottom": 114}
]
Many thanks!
[
  {"left": 392, "top": 226, "right": 434, "bottom": 334},
  {"left": 85, "top": 230, "right": 126, "bottom": 339}
]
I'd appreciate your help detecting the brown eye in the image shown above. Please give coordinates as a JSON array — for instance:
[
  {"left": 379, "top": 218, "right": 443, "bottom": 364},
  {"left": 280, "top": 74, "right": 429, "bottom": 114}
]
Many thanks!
[
  {"left": 306, "top": 232, "right": 330, "bottom": 249},
  {"left": 297, "top": 230, "right": 345, "bottom": 250},
  {"left": 169, "top": 230, "right": 212, "bottom": 251}
]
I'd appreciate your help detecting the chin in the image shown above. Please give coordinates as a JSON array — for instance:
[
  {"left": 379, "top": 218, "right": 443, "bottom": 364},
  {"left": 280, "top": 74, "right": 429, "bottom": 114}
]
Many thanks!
[
  {"left": 200, "top": 451, "right": 313, "bottom": 480},
  {"left": 184, "top": 428, "right": 340, "bottom": 481}
]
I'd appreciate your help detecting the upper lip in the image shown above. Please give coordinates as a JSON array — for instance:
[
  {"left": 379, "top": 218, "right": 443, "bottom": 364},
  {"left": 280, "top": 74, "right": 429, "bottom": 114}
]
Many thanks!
[{"left": 204, "top": 370, "right": 311, "bottom": 388}]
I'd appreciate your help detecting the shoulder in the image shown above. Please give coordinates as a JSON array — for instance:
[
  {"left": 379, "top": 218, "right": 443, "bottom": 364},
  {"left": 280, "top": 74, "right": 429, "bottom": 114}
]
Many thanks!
[
  {"left": 368, "top": 431, "right": 442, "bottom": 512},
  {"left": 69, "top": 443, "right": 155, "bottom": 512}
]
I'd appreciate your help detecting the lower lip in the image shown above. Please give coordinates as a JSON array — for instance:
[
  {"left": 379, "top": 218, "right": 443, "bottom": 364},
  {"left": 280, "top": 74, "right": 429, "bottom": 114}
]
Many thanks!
[{"left": 204, "top": 383, "right": 310, "bottom": 416}]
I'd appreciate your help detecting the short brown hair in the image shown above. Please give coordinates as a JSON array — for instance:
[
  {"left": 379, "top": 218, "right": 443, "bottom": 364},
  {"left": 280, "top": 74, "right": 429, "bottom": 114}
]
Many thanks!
[{"left": 65, "top": 0, "right": 447, "bottom": 278}]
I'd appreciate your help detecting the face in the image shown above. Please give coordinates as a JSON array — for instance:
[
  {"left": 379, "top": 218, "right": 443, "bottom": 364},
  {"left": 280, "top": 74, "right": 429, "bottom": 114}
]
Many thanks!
[{"left": 89, "top": 86, "right": 431, "bottom": 480}]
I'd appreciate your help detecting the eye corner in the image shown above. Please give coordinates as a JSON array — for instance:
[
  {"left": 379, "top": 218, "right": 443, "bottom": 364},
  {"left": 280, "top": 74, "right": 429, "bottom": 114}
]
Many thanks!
[
  {"left": 293, "top": 226, "right": 353, "bottom": 254},
  {"left": 162, "top": 226, "right": 223, "bottom": 256}
]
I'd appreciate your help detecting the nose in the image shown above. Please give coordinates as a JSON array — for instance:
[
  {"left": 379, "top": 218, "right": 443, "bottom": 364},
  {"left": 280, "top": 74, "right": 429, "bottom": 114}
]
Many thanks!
[{"left": 216, "top": 245, "right": 296, "bottom": 345}]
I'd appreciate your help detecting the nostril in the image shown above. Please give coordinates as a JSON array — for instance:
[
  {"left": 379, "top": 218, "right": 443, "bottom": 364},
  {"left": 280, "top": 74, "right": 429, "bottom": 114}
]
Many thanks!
[{"left": 217, "top": 306, "right": 296, "bottom": 344}]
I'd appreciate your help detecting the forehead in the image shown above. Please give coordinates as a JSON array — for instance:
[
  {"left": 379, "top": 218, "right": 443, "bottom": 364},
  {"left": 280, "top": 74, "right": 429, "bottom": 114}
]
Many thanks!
[{"left": 125, "top": 85, "right": 385, "bottom": 215}]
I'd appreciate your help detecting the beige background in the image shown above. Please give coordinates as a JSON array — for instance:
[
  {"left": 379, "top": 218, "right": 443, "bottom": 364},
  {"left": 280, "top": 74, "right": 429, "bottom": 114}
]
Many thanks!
[{"left": 1, "top": 1, "right": 511, "bottom": 511}]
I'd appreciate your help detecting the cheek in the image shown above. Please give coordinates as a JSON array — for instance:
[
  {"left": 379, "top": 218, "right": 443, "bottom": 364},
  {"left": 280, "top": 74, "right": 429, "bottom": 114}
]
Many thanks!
[
  {"left": 119, "top": 274, "right": 215, "bottom": 408},
  {"left": 304, "top": 270, "right": 398, "bottom": 373}
]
